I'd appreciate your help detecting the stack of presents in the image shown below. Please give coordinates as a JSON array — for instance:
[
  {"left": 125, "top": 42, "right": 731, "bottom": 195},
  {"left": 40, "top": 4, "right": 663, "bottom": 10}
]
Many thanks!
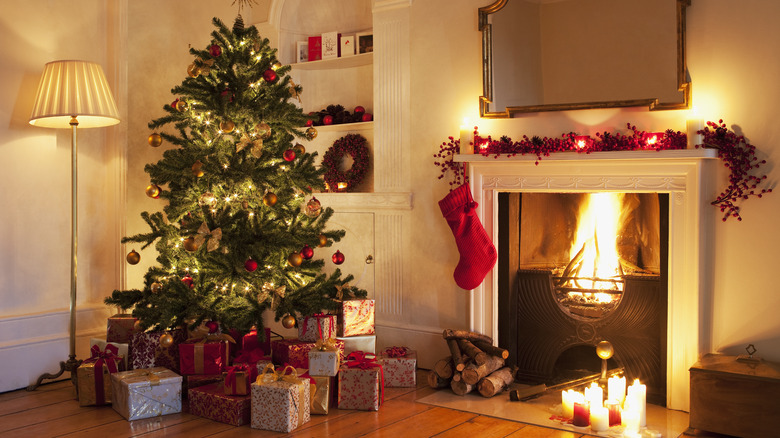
[{"left": 77, "top": 299, "right": 418, "bottom": 433}]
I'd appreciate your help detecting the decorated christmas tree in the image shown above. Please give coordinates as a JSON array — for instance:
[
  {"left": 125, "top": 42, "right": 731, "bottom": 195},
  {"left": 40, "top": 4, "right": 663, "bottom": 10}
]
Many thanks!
[{"left": 106, "top": 17, "right": 364, "bottom": 333}]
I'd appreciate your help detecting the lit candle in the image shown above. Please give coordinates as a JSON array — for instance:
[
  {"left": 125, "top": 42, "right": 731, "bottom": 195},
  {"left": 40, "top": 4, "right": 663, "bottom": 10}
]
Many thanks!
[
  {"left": 589, "top": 405, "right": 609, "bottom": 432},
  {"left": 608, "top": 375, "right": 626, "bottom": 406},
  {"left": 562, "top": 389, "right": 583, "bottom": 419},
  {"left": 584, "top": 382, "right": 603, "bottom": 408},
  {"left": 605, "top": 399, "right": 621, "bottom": 426},
  {"left": 336, "top": 182, "right": 348, "bottom": 191},
  {"left": 687, "top": 118, "right": 704, "bottom": 149},
  {"left": 572, "top": 401, "right": 590, "bottom": 427},
  {"left": 621, "top": 405, "right": 640, "bottom": 436},
  {"left": 459, "top": 118, "right": 474, "bottom": 154},
  {"left": 645, "top": 132, "right": 664, "bottom": 149},
  {"left": 627, "top": 379, "right": 647, "bottom": 427},
  {"left": 574, "top": 135, "right": 591, "bottom": 149}
]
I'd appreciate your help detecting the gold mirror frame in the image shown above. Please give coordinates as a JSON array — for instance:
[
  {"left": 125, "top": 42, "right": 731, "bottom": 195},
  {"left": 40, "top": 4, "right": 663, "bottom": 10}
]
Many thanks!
[{"left": 479, "top": 0, "right": 691, "bottom": 118}]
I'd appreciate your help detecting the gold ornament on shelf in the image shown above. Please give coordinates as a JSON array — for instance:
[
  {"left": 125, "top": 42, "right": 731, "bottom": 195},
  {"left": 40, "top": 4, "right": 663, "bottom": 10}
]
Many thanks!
[
  {"left": 263, "top": 192, "right": 278, "bottom": 207},
  {"left": 126, "top": 249, "right": 141, "bottom": 265},
  {"left": 191, "top": 160, "right": 204, "bottom": 177},
  {"left": 305, "top": 126, "right": 317, "bottom": 140},
  {"left": 194, "top": 221, "right": 222, "bottom": 252},
  {"left": 151, "top": 282, "right": 162, "bottom": 293},
  {"left": 183, "top": 236, "right": 199, "bottom": 252},
  {"left": 159, "top": 333, "right": 174, "bottom": 348},
  {"left": 287, "top": 252, "right": 303, "bottom": 267},
  {"left": 145, "top": 184, "right": 161, "bottom": 199},
  {"left": 148, "top": 133, "right": 163, "bottom": 147},
  {"left": 220, "top": 120, "right": 235, "bottom": 133},
  {"left": 281, "top": 314, "right": 296, "bottom": 329}
]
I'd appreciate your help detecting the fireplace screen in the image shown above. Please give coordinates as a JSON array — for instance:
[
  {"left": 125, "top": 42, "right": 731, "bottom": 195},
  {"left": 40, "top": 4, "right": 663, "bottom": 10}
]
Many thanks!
[{"left": 498, "top": 192, "right": 668, "bottom": 405}]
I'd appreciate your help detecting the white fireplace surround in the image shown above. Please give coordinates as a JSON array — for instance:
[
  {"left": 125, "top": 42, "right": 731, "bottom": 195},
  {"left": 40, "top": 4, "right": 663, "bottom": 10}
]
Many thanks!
[{"left": 456, "top": 149, "right": 719, "bottom": 412}]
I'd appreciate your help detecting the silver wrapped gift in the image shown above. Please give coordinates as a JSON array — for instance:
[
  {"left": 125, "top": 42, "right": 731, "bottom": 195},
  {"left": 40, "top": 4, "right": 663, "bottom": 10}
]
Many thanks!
[{"left": 111, "top": 367, "right": 182, "bottom": 421}]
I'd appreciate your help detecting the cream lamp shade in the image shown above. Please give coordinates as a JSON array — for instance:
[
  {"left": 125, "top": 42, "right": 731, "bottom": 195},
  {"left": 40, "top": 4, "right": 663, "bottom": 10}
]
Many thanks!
[{"left": 29, "top": 60, "right": 120, "bottom": 128}]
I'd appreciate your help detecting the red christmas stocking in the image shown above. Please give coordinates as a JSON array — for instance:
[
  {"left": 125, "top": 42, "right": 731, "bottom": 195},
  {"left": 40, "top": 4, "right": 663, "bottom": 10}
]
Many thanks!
[{"left": 438, "top": 184, "right": 497, "bottom": 290}]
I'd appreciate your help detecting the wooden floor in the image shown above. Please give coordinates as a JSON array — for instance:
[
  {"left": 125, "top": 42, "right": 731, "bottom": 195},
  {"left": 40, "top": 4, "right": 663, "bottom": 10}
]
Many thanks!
[{"left": 0, "top": 371, "right": 587, "bottom": 438}]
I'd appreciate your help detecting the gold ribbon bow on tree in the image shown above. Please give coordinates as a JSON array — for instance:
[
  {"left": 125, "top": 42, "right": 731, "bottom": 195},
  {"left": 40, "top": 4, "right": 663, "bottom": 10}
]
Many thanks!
[
  {"left": 194, "top": 221, "right": 222, "bottom": 252},
  {"left": 236, "top": 133, "right": 263, "bottom": 158},
  {"left": 259, "top": 282, "right": 286, "bottom": 310},
  {"left": 334, "top": 283, "right": 353, "bottom": 301}
]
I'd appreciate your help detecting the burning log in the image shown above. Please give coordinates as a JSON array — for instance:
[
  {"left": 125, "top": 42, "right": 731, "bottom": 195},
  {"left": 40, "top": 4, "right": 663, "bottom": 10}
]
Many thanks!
[
  {"left": 477, "top": 367, "right": 515, "bottom": 397},
  {"left": 461, "top": 354, "right": 505, "bottom": 385}
]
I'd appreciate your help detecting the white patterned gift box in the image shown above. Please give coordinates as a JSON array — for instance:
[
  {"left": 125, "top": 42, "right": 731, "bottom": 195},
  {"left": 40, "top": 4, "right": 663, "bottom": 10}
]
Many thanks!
[
  {"left": 308, "top": 349, "right": 339, "bottom": 376},
  {"left": 337, "top": 335, "right": 375, "bottom": 354},
  {"left": 90, "top": 337, "right": 129, "bottom": 371},
  {"left": 337, "top": 352, "right": 384, "bottom": 411},
  {"left": 110, "top": 367, "right": 182, "bottom": 421},
  {"left": 378, "top": 347, "right": 417, "bottom": 388},
  {"left": 297, "top": 313, "right": 338, "bottom": 342},
  {"left": 250, "top": 367, "right": 311, "bottom": 433}
]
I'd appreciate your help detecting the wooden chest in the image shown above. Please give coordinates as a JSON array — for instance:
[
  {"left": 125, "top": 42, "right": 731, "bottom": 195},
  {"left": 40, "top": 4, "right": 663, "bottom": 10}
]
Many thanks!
[{"left": 689, "top": 354, "right": 780, "bottom": 438}]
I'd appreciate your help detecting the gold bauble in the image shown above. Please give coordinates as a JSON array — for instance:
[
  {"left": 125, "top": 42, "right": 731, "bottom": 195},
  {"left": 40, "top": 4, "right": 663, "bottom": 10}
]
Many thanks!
[
  {"left": 187, "top": 63, "right": 201, "bottom": 78},
  {"left": 159, "top": 333, "right": 174, "bottom": 348},
  {"left": 281, "top": 314, "right": 296, "bottom": 329},
  {"left": 133, "top": 320, "right": 142, "bottom": 331},
  {"left": 145, "top": 184, "right": 161, "bottom": 199},
  {"left": 191, "top": 160, "right": 204, "bottom": 177},
  {"left": 263, "top": 192, "right": 278, "bottom": 207},
  {"left": 318, "top": 234, "right": 328, "bottom": 247},
  {"left": 287, "top": 252, "right": 303, "bottom": 267},
  {"left": 255, "top": 122, "right": 272, "bottom": 139},
  {"left": 175, "top": 99, "right": 188, "bottom": 112},
  {"left": 148, "top": 133, "right": 163, "bottom": 147},
  {"left": 305, "top": 127, "right": 318, "bottom": 140},
  {"left": 183, "top": 237, "right": 199, "bottom": 252},
  {"left": 151, "top": 282, "right": 162, "bottom": 293},
  {"left": 126, "top": 249, "right": 141, "bottom": 265},
  {"left": 293, "top": 143, "right": 306, "bottom": 155},
  {"left": 220, "top": 120, "right": 235, "bottom": 133},
  {"left": 271, "top": 61, "right": 283, "bottom": 71},
  {"left": 596, "top": 340, "right": 614, "bottom": 360}
]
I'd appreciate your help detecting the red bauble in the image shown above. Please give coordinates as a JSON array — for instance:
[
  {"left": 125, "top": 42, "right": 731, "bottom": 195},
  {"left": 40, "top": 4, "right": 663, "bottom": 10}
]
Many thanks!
[
  {"left": 205, "top": 321, "right": 219, "bottom": 333},
  {"left": 244, "top": 258, "right": 258, "bottom": 272},
  {"left": 263, "top": 69, "right": 277, "bottom": 82},
  {"left": 283, "top": 149, "right": 296, "bottom": 161},
  {"left": 209, "top": 44, "right": 222, "bottom": 57},
  {"left": 300, "top": 245, "right": 314, "bottom": 260},
  {"left": 181, "top": 276, "right": 194, "bottom": 289},
  {"left": 361, "top": 113, "right": 373, "bottom": 122},
  {"left": 306, "top": 119, "right": 313, "bottom": 127},
  {"left": 323, "top": 115, "right": 334, "bottom": 125},
  {"left": 332, "top": 250, "right": 345, "bottom": 265},
  {"left": 354, "top": 105, "right": 365, "bottom": 114}
]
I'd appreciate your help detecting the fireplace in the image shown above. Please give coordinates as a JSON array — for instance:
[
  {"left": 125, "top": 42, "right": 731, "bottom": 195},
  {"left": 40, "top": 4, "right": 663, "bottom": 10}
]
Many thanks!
[{"left": 456, "top": 149, "right": 718, "bottom": 411}]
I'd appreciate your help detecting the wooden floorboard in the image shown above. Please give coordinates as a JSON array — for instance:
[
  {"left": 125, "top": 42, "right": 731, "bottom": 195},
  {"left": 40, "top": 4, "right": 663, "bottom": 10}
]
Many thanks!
[{"left": 0, "top": 372, "right": 588, "bottom": 438}]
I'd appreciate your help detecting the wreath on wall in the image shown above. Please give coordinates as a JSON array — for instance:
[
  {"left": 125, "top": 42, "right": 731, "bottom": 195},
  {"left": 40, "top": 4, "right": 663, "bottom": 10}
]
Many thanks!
[{"left": 322, "top": 133, "right": 370, "bottom": 192}]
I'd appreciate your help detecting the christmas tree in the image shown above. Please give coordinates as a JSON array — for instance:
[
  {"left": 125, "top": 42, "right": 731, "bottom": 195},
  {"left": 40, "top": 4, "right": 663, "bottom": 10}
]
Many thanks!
[{"left": 106, "top": 17, "right": 365, "bottom": 333}]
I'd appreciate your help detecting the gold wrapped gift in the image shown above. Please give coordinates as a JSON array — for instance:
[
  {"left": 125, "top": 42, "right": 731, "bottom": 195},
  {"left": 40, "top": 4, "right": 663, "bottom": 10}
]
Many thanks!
[
  {"left": 77, "top": 344, "right": 124, "bottom": 406},
  {"left": 310, "top": 375, "right": 333, "bottom": 415}
]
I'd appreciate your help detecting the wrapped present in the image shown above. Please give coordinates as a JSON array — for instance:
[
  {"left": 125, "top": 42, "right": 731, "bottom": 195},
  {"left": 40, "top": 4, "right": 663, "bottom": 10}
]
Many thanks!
[
  {"left": 271, "top": 338, "right": 345, "bottom": 369},
  {"left": 110, "top": 367, "right": 182, "bottom": 421},
  {"left": 339, "top": 299, "right": 375, "bottom": 337},
  {"left": 297, "top": 313, "right": 338, "bottom": 342},
  {"left": 307, "top": 338, "right": 340, "bottom": 376},
  {"left": 90, "top": 337, "right": 129, "bottom": 371},
  {"left": 129, "top": 329, "right": 186, "bottom": 372},
  {"left": 337, "top": 351, "right": 384, "bottom": 411},
  {"left": 378, "top": 347, "right": 417, "bottom": 387},
  {"left": 337, "top": 335, "right": 376, "bottom": 354},
  {"left": 189, "top": 382, "right": 251, "bottom": 426},
  {"left": 233, "top": 346, "right": 271, "bottom": 368},
  {"left": 107, "top": 313, "right": 139, "bottom": 343},
  {"left": 251, "top": 365, "right": 311, "bottom": 433},
  {"left": 223, "top": 363, "right": 258, "bottom": 396},
  {"left": 77, "top": 344, "right": 124, "bottom": 406},
  {"left": 310, "top": 375, "right": 335, "bottom": 415},
  {"left": 183, "top": 374, "right": 223, "bottom": 395},
  {"left": 242, "top": 327, "right": 272, "bottom": 355},
  {"left": 179, "top": 338, "right": 231, "bottom": 375}
]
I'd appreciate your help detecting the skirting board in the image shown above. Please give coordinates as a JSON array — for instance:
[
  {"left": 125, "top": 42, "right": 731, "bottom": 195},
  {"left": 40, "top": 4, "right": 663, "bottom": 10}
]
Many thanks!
[
  {"left": 375, "top": 323, "right": 450, "bottom": 369},
  {"left": 0, "top": 304, "right": 112, "bottom": 393}
]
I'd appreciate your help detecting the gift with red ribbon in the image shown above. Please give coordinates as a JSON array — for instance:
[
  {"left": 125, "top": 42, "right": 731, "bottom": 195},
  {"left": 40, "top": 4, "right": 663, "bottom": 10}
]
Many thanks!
[
  {"left": 178, "top": 330, "right": 235, "bottom": 375},
  {"left": 271, "top": 338, "right": 345, "bottom": 369},
  {"left": 223, "top": 363, "right": 258, "bottom": 395},
  {"left": 378, "top": 346, "right": 417, "bottom": 388},
  {"left": 242, "top": 327, "right": 272, "bottom": 355},
  {"left": 77, "top": 343, "right": 124, "bottom": 406},
  {"left": 337, "top": 351, "right": 385, "bottom": 411},
  {"left": 297, "top": 313, "right": 338, "bottom": 342}
]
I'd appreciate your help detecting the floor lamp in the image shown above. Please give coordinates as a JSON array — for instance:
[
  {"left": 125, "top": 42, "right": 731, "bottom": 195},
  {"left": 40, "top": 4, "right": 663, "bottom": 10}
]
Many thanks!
[{"left": 27, "top": 60, "right": 120, "bottom": 391}]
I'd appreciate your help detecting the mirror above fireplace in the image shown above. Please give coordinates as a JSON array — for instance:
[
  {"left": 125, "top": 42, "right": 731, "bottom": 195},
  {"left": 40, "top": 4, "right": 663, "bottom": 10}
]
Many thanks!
[{"left": 479, "top": 0, "right": 692, "bottom": 118}]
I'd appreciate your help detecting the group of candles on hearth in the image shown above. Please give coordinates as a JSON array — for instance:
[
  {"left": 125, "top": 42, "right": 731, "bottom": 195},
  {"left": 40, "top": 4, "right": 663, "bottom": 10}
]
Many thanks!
[{"left": 561, "top": 377, "right": 646, "bottom": 436}]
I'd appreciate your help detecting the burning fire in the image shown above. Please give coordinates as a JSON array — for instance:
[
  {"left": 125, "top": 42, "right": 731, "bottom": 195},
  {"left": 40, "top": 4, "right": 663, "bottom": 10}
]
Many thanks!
[{"left": 563, "top": 193, "right": 625, "bottom": 302}]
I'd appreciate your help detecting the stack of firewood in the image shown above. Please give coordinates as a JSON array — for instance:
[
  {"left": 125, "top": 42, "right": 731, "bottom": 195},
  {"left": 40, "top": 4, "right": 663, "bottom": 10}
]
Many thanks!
[{"left": 427, "top": 329, "right": 515, "bottom": 397}]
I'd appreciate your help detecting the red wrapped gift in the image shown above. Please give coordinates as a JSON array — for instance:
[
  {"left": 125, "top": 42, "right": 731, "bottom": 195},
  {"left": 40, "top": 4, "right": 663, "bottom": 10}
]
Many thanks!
[
  {"left": 242, "top": 327, "right": 271, "bottom": 355},
  {"left": 129, "top": 329, "right": 186, "bottom": 372},
  {"left": 107, "top": 314, "right": 139, "bottom": 344},
  {"left": 189, "top": 382, "right": 251, "bottom": 426},
  {"left": 183, "top": 374, "right": 223, "bottom": 396},
  {"left": 339, "top": 300, "right": 375, "bottom": 337},
  {"left": 179, "top": 339, "right": 231, "bottom": 375},
  {"left": 77, "top": 344, "right": 124, "bottom": 406},
  {"left": 297, "top": 313, "right": 337, "bottom": 342},
  {"left": 234, "top": 347, "right": 271, "bottom": 367},
  {"left": 223, "top": 363, "right": 258, "bottom": 395},
  {"left": 271, "top": 338, "right": 345, "bottom": 369},
  {"left": 337, "top": 351, "right": 384, "bottom": 411},
  {"left": 378, "top": 346, "right": 417, "bottom": 387}
]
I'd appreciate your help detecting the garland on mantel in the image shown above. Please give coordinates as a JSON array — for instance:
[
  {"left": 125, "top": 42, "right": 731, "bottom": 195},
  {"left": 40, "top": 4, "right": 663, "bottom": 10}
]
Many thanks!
[{"left": 433, "top": 121, "right": 771, "bottom": 222}]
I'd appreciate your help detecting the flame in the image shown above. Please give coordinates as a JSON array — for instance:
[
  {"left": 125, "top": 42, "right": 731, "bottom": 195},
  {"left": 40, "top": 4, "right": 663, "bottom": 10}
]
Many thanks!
[{"left": 566, "top": 193, "right": 624, "bottom": 301}]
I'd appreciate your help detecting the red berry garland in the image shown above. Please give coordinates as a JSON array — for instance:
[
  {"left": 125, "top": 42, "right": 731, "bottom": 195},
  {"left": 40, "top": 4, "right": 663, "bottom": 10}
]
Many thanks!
[{"left": 322, "top": 134, "right": 370, "bottom": 192}]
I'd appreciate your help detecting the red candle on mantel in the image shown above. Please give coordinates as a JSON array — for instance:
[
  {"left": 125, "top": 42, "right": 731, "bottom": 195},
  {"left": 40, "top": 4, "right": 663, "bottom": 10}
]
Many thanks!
[
  {"left": 606, "top": 399, "right": 622, "bottom": 426},
  {"left": 572, "top": 401, "right": 590, "bottom": 427}
]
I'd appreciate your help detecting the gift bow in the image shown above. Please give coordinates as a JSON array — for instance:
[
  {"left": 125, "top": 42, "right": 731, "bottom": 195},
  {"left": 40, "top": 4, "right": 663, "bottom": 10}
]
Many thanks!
[
  {"left": 384, "top": 346, "right": 408, "bottom": 358},
  {"left": 334, "top": 283, "right": 353, "bottom": 301},
  {"left": 258, "top": 283, "right": 286, "bottom": 310},
  {"left": 85, "top": 343, "right": 121, "bottom": 406},
  {"left": 345, "top": 351, "right": 385, "bottom": 403},
  {"left": 233, "top": 347, "right": 268, "bottom": 365},
  {"left": 236, "top": 133, "right": 263, "bottom": 158},
  {"left": 256, "top": 364, "right": 302, "bottom": 386},
  {"left": 315, "top": 337, "right": 338, "bottom": 352},
  {"left": 194, "top": 221, "right": 222, "bottom": 252},
  {"left": 302, "top": 313, "right": 335, "bottom": 340},
  {"left": 225, "top": 363, "right": 255, "bottom": 393},
  {"left": 186, "top": 323, "right": 236, "bottom": 344}
]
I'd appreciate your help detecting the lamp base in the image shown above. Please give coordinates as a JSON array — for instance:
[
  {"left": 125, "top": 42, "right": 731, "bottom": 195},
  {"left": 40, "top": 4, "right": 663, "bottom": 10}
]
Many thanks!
[{"left": 26, "top": 355, "right": 82, "bottom": 391}]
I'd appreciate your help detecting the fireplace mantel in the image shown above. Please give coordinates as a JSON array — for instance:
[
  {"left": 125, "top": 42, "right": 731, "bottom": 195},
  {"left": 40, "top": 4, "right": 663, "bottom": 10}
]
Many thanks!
[{"left": 458, "top": 149, "right": 719, "bottom": 411}]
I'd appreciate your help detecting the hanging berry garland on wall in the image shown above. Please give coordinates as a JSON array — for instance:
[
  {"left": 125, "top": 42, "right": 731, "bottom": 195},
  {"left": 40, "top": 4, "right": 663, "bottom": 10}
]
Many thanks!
[{"left": 322, "top": 133, "right": 371, "bottom": 192}]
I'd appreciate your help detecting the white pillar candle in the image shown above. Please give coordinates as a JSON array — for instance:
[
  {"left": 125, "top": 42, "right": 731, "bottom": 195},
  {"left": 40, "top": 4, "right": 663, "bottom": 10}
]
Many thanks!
[
  {"left": 589, "top": 405, "right": 609, "bottom": 432},
  {"left": 627, "top": 379, "right": 647, "bottom": 427},
  {"left": 608, "top": 375, "right": 626, "bottom": 406},
  {"left": 562, "top": 389, "right": 584, "bottom": 419},
  {"left": 622, "top": 404, "right": 640, "bottom": 435},
  {"left": 459, "top": 120, "right": 474, "bottom": 154},
  {"left": 686, "top": 118, "right": 704, "bottom": 149},
  {"left": 584, "top": 382, "right": 603, "bottom": 408}
]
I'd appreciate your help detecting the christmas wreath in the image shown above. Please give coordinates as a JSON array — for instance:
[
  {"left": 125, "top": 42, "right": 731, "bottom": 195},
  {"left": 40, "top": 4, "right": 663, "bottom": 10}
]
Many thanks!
[{"left": 322, "top": 134, "right": 370, "bottom": 192}]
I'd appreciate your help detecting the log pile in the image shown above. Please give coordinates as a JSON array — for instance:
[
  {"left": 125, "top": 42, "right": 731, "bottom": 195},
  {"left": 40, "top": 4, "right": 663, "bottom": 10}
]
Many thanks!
[{"left": 426, "top": 329, "right": 515, "bottom": 397}]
